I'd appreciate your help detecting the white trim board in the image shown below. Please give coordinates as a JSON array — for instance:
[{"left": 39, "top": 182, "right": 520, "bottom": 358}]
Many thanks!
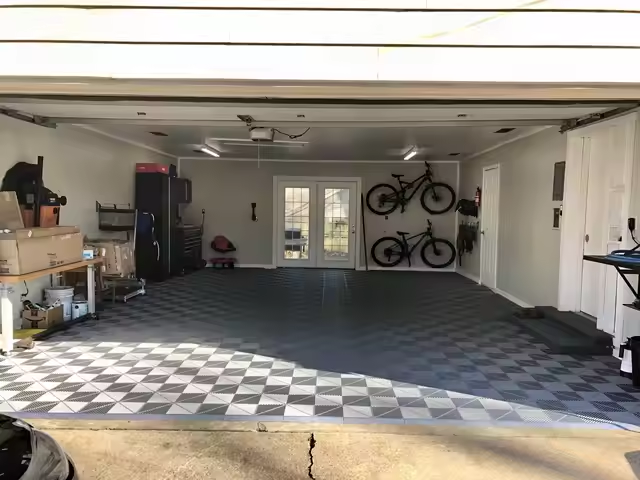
[
  {"left": 73, "top": 125, "right": 177, "bottom": 159},
  {"left": 464, "top": 127, "right": 550, "bottom": 162},
  {"left": 457, "top": 270, "right": 480, "bottom": 284},
  {"left": 493, "top": 288, "right": 533, "bottom": 308},
  {"left": 359, "top": 267, "right": 456, "bottom": 273}
]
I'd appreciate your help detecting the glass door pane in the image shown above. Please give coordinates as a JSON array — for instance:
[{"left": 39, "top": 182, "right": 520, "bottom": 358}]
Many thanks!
[
  {"left": 283, "top": 187, "right": 310, "bottom": 260},
  {"left": 323, "top": 188, "right": 350, "bottom": 261}
]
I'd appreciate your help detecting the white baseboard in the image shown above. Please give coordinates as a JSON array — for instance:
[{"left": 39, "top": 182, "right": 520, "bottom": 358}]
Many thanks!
[
  {"left": 206, "top": 263, "right": 275, "bottom": 269},
  {"left": 456, "top": 271, "right": 531, "bottom": 307},
  {"left": 457, "top": 270, "right": 481, "bottom": 284},
  {"left": 358, "top": 266, "right": 456, "bottom": 273},
  {"left": 492, "top": 288, "right": 533, "bottom": 308}
]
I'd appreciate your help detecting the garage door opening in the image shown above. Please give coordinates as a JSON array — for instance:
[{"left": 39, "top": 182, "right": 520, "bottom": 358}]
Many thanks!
[{"left": 0, "top": 96, "right": 637, "bottom": 428}]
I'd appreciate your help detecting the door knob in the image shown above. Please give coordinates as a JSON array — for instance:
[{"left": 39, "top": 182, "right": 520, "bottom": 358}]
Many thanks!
[
  {"left": 585, "top": 234, "right": 590, "bottom": 243},
  {"left": 481, "top": 230, "right": 485, "bottom": 235}
]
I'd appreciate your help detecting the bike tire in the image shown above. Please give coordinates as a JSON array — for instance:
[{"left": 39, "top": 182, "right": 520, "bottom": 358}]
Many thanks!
[
  {"left": 371, "top": 236, "right": 406, "bottom": 268},
  {"left": 366, "top": 183, "right": 400, "bottom": 215},
  {"left": 420, "top": 238, "right": 456, "bottom": 269},
  {"left": 420, "top": 182, "right": 456, "bottom": 215}
]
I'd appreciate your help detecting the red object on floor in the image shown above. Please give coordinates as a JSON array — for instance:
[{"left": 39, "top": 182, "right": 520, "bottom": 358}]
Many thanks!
[
  {"left": 210, "top": 257, "right": 236, "bottom": 269},
  {"left": 136, "top": 163, "right": 169, "bottom": 174}
]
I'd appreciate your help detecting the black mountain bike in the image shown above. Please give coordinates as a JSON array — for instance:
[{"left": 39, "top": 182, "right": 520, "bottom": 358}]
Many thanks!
[
  {"left": 371, "top": 220, "right": 456, "bottom": 269},
  {"left": 366, "top": 161, "right": 456, "bottom": 215}
]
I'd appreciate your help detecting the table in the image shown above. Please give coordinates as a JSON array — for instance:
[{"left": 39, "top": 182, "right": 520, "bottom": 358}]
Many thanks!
[
  {"left": 583, "top": 255, "right": 640, "bottom": 309},
  {"left": 0, "top": 258, "right": 102, "bottom": 355}
]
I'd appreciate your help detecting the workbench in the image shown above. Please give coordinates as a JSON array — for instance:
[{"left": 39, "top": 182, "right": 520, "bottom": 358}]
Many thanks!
[
  {"left": 0, "top": 258, "right": 102, "bottom": 355},
  {"left": 583, "top": 255, "right": 640, "bottom": 311}
]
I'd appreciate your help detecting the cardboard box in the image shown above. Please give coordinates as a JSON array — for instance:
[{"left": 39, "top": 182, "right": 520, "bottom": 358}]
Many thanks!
[
  {"left": 0, "top": 191, "right": 25, "bottom": 229},
  {"left": 0, "top": 227, "right": 83, "bottom": 275},
  {"left": 22, "top": 305, "right": 64, "bottom": 330},
  {"left": 87, "top": 239, "right": 134, "bottom": 277}
]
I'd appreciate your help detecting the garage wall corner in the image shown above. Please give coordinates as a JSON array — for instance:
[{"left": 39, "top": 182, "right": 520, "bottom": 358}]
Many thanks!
[
  {"left": 0, "top": 115, "right": 170, "bottom": 328},
  {"left": 458, "top": 128, "right": 566, "bottom": 308}
]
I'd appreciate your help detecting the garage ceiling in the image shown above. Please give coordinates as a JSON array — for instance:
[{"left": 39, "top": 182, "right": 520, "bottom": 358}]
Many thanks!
[
  {"left": 0, "top": 98, "right": 627, "bottom": 160},
  {"left": 80, "top": 123, "right": 541, "bottom": 161}
]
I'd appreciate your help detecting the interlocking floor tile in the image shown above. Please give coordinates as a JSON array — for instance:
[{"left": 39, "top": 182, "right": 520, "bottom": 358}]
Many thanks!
[{"left": 0, "top": 270, "right": 635, "bottom": 428}]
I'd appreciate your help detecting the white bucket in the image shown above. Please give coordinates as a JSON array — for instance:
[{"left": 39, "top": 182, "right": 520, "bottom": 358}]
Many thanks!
[
  {"left": 72, "top": 301, "right": 88, "bottom": 320},
  {"left": 44, "top": 286, "right": 74, "bottom": 321}
]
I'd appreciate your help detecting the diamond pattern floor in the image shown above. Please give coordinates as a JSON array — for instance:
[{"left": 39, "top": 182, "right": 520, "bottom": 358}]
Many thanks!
[{"left": 0, "top": 269, "right": 636, "bottom": 427}]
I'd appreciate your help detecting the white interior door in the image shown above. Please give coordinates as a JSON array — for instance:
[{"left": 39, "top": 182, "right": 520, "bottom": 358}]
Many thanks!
[
  {"left": 316, "top": 182, "right": 357, "bottom": 269},
  {"left": 276, "top": 178, "right": 358, "bottom": 269},
  {"left": 581, "top": 125, "right": 626, "bottom": 330},
  {"left": 480, "top": 165, "right": 500, "bottom": 289}
]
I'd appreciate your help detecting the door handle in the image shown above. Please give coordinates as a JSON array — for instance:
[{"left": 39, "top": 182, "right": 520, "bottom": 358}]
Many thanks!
[
  {"left": 585, "top": 234, "right": 590, "bottom": 243},
  {"left": 481, "top": 230, "right": 485, "bottom": 235},
  {"left": 351, "top": 224, "right": 355, "bottom": 234}
]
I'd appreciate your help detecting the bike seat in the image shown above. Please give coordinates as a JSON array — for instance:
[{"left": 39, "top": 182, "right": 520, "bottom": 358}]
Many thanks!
[
  {"left": 396, "top": 231, "right": 410, "bottom": 236},
  {"left": 391, "top": 174, "right": 404, "bottom": 179}
]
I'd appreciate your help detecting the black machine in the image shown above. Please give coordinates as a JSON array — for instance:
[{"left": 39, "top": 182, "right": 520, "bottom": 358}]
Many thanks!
[
  {"left": 134, "top": 165, "right": 203, "bottom": 281},
  {"left": 1, "top": 157, "right": 67, "bottom": 227}
]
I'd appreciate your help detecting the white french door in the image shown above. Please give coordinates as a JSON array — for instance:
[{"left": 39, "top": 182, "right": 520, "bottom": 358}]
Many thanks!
[
  {"left": 480, "top": 165, "right": 500, "bottom": 289},
  {"left": 275, "top": 178, "right": 358, "bottom": 269}
]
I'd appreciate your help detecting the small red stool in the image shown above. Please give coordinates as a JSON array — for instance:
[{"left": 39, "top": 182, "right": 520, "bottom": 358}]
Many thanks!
[{"left": 210, "top": 257, "right": 236, "bottom": 269}]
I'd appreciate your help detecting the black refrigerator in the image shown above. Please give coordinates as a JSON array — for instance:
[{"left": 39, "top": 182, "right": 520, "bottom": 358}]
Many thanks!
[{"left": 135, "top": 171, "right": 178, "bottom": 281}]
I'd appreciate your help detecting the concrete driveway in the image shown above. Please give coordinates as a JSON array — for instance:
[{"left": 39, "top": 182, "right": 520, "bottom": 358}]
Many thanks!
[{"left": 31, "top": 420, "right": 640, "bottom": 480}]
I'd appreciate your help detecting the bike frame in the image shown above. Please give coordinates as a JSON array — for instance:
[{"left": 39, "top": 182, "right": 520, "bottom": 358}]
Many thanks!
[
  {"left": 398, "top": 229, "right": 434, "bottom": 257},
  {"left": 394, "top": 174, "right": 430, "bottom": 202}
]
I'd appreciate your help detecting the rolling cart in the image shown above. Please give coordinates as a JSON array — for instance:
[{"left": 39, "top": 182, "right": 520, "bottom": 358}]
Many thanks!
[{"left": 95, "top": 202, "right": 146, "bottom": 303}]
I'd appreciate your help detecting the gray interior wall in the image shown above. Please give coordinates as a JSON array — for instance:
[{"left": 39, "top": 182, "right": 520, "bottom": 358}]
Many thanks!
[
  {"left": 0, "top": 115, "right": 170, "bottom": 327},
  {"left": 180, "top": 160, "right": 458, "bottom": 269},
  {"left": 458, "top": 128, "right": 565, "bottom": 307}
]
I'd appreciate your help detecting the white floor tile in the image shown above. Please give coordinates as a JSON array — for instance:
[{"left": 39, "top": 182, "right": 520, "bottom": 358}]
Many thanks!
[
  {"left": 424, "top": 398, "right": 456, "bottom": 409},
  {"left": 48, "top": 403, "right": 74, "bottom": 414},
  {"left": 226, "top": 404, "right": 257, "bottom": 415},
  {"left": 343, "top": 406, "right": 373, "bottom": 418},
  {"left": 285, "top": 404, "right": 314, "bottom": 416},
  {"left": 370, "top": 397, "right": 399, "bottom": 408},
  {"left": 108, "top": 403, "right": 132, "bottom": 414},
  {"left": 165, "top": 404, "right": 190, "bottom": 414},
  {"left": 400, "top": 407, "right": 433, "bottom": 419}
]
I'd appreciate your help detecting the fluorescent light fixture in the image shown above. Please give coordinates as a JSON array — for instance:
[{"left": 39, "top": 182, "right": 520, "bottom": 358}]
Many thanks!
[
  {"left": 200, "top": 146, "right": 220, "bottom": 157},
  {"left": 403, "top": 148, "right": 418, "bottom": 161}
]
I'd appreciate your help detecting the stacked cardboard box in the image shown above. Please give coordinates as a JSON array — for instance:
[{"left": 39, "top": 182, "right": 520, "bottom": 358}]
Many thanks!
[
  {"left": 86, "top": 240, "right": 134, "bottom": 277},
  {"left": 0, "top": 192, "right": 83, "bottom": 275}
]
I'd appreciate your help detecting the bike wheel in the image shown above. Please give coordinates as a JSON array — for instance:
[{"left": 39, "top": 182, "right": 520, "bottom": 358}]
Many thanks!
[
  {"left": 420, "top": 238, "right": 456, "bottom": 269},
  {"left": 420, "top": 182, "right": 456, "bottom": 215},
  {"left": 366, "top": 183, "right": 400, "bottom": 215},
  {"left": 371, "top": 236, "right": 406, "bottom": 267}
]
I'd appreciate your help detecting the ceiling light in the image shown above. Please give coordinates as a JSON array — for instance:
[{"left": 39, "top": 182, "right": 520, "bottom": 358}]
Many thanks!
[
  {"left": 200, "top": 146, "right": 220, "bottom": 157},
  {"left": 495, "top": 128, "right": 516, "bottom": 134},
  {"left": 403, "top": 148, "right": 418, "bottom": 161}
]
